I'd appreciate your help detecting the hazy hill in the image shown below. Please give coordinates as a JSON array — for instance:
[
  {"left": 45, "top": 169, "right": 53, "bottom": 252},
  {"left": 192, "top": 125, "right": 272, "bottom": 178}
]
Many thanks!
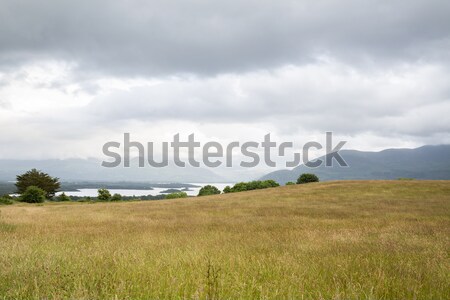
[
  {"left": 260, "top": 145, "right": 450, "bottom": 184},
  {"left": 0, "top": 158, "right": 225, "bottom": 183},
  {"left": 2, "top": 145, "right": 449, "bottom": 186}
]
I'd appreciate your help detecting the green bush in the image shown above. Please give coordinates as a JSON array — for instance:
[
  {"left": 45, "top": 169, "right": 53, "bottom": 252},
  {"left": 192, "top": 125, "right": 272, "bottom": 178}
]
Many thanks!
[
  {"left": 286, "top": 182, "right": 296, "bottom": 185},
  {"left": 57, "top": 193, "right": 71, "bottom": 202},
  {"left": 297, "top": 173, "right": 319, "bottom": 184},
  {"left": 20, "top": 186, "right": 46, "bottom": 203},
  {"left": 165, "top": 192, "right": 188, "bottom": 199},
  {"left": 0, "top": 196, "right": 13, "bottom": 205},
  {"left": 262, "top": 180, "right": 280, "bottom": 188},
  {"left": 198, "top": 185, "right": 221, "bottom": 196},
  {"left": 231, "top": 182, "right": 249, "bottom": 192},
  {"left": 1, "top": 194, "right": 13, "bottom": 200},
  {"left": 111, "top": 193, "right": 122, "bottom": 201},
  {"left": 226, "top": 180, "right": 280, "bottom": 193},
  {"left": 97, "top": 189, "right": 112, "bottom": 201}
]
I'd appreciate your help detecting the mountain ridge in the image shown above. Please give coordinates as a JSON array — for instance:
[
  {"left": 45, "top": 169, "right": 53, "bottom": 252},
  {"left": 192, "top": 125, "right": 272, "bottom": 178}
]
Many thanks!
[{"left": 260, "top": 144, "right": 450, "bottom": 184}]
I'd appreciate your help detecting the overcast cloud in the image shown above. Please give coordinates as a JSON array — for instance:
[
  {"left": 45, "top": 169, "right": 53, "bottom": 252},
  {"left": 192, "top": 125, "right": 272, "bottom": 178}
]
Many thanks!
[{"left": 0, "top": 0, "right": 449, "bottom": 162}]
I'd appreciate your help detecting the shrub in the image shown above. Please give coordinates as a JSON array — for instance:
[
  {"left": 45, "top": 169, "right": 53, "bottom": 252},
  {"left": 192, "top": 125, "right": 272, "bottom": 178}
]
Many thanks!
[
  {"left": 165, "top": 192, "right": 188, "bottom": 199},
  {"left": 225, "top": 180, "right": 280, "bottom": 193},
  {"left": 262, "top": 180, "right": 280, "bottom": 188},
  {"left": 16, "top": 169, "right": 60, "bottom": 199},
  {"left": 20, "top": 186, "right": 46, "bottom": 203},
  {"left": 246, "top": 181, "right": 260, "bottom": 190},
  {"left": 0, "top": 197, "right": 13, "bottom": 205},
  {"left": 297, "top": 173, "right": 319, "bottom": 184},
  {"left": 198, "top": 185, "right": 221, "bottom": 196},
  {"left": 111, "top": 193, "right": 122, "bottom": 201},
  {"left": 1, "top": 194, "right": 13, "bottom": 200},
  {"left": 97, "top": 189, "right": 112, "bottom": 201},
  {"left": 231, "top": 182, "right": 249, "bottom": 192},
  {"left": 57, "top": 193, "right": 71, "bottom": 202},
  {"left": 286, "top": 182, "right": 296, "bottom": 185}
]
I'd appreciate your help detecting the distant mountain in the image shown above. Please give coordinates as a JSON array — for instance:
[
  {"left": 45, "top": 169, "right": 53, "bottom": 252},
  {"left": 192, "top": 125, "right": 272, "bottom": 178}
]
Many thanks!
[
  {"left": 2, "top": 145, "right": 449, "bottom": 186},
  {"left": 0, "top": 158, "right": 225, "bottom": 183},
  {"left": 260, "top": 145, "right": 450, "bottom": 184}
]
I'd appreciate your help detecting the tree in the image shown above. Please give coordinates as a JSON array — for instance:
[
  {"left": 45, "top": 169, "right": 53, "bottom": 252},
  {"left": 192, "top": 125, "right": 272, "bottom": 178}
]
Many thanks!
[
  {"left": 57, "top": 193, "right": 71, "bottom": 202},
  {"left": 297, "top": 173, "right": 319, "bottom": 184},
  {"left": 165, "top": 192, "right": 188, "bottom": 199},
  {"left": 20, "top": 186, "right": 46, "bottom": 203},
  {"left": 223, "top": 186, "right": 232, "bottom": 193},
  {"left": 263, "top": 180, "right": 280, "bottom": 188},
  {"left": 286, "top": 182, "right": 296, "bottom": 185},
  {"left": 16, "top": 169, "right": 60, "bottom": 199},
  {"left": 97, "top": 189, "right": 112, "bottom": 201},
  {"left": 198, "top": 185, "right": 221, "bottom": 196},
  {"left": 111, "top": 193, "right": 122, "bottom": 201},
  {"left": 231, "top": 182, "right": 249, "bottom": 192},
  {"left": 224, "top": 180, "right": 280, "bottom": 193}
]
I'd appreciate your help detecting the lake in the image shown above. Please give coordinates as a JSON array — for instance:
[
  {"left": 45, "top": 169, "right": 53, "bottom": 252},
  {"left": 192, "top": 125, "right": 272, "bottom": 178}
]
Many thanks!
[{"left": 56, "top": 183, "right": 234, "bottom": 197}]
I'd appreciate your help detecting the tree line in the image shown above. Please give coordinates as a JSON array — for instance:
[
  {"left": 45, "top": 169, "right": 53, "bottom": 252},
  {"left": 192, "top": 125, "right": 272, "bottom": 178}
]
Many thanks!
[{"left": 0, "top": 169, "right": 319, "bottom": 204}]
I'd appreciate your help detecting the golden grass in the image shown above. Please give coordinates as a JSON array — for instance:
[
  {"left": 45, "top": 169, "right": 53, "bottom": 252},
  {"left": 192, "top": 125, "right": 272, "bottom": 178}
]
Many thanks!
[{"left": 0, "top": 180, "right": 449, "bottom": 299}]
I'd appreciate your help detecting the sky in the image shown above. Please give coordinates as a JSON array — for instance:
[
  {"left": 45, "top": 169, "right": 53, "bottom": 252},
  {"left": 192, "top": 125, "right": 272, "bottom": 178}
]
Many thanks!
[{"left": 0, "top": 0, "right": 449, "bottom": 168}]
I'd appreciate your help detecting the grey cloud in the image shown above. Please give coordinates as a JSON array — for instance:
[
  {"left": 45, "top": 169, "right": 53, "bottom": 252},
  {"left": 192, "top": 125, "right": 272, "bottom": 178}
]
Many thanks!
[
  {"left": 77, "top": 62, "right": 450, "bottom": 138},
  {"left": 0, "top": 0, "right": 449, "bottom": 160},
  {"left": 1, "top": 0, "right": 450, "bottom": 76}
]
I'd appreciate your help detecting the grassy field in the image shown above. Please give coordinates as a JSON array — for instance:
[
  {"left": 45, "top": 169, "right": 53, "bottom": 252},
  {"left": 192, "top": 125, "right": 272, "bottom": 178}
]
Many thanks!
[{"left": 0, "top": 181, "right": 449, "bottom": 299}]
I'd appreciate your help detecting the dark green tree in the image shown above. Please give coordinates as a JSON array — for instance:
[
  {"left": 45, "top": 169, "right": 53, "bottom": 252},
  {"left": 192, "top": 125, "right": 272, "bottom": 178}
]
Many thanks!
[
  {"left": 111, "top": 193, "right": 122, "bottom": 201},
  {"left": 20, "top": 186, "right": 46, "bottom": 203},
  {"left": 16, "top": 169, "right": 60, "bottom": 199},
  {"left": 231, "top": 182, "right": 249, "bottom": 192},
  {"left": 246, "top": 181, "right": 261, "bottom": 190},
  {"left": 263, "top": 180, "right": 280, "bottom": 188},
  {"left": 285, "top": 182, "right": 296, "bottom": 185},
  {"left": 297, "top": 173, "right": 319, "bottom": 184},
  {"left": 57, "top": 192, "right": 71, "bottom": 202},
  {"left": 225, "top": 180, "right": 280, "bottom": 193},
  {"left": 198, "top": 185, "right": 221, "bottom": 196},
  {"left": 97, "top": 189, "right": 112, "bottom": 201}
]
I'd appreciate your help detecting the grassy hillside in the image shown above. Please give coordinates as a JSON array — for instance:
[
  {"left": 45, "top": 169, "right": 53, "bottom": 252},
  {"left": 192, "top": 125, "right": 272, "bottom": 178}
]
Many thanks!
[{"left": 0, "top": 181, "right": 449, "bottom": 299}]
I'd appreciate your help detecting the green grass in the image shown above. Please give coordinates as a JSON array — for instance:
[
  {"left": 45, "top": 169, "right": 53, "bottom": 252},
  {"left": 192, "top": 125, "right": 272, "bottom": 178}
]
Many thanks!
[{"left": 0, "top": 180, "right": 449, "bottom": 299}]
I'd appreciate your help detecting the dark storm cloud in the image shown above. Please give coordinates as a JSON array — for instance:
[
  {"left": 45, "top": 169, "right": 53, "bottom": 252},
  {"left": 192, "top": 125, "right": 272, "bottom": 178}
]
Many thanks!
[{"left": 1, "top": 0, "right": 450, "bottom": 76}]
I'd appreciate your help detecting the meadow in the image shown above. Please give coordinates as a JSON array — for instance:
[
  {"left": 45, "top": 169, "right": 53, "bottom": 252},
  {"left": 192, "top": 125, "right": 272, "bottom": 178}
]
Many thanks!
[{"left": 0, "top": 181, "right": 449, "bottom": 299}]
